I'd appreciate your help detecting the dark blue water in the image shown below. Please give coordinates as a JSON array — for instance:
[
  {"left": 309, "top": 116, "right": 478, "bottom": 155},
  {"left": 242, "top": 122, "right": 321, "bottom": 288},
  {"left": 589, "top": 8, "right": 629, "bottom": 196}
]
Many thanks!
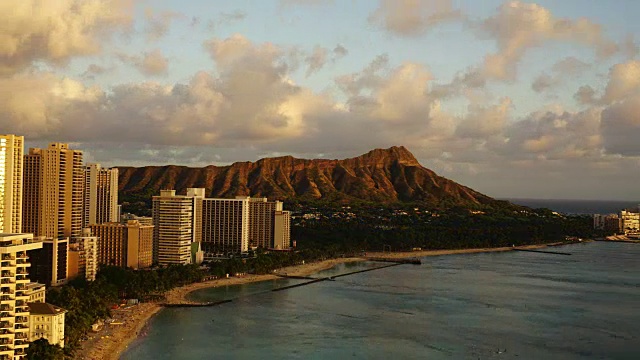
[
  {"left": 122, "top": 242, "right": 640, "bottom": 359},
  {"left": 506, "top": 198, "right": 640, "bottom": 215}
]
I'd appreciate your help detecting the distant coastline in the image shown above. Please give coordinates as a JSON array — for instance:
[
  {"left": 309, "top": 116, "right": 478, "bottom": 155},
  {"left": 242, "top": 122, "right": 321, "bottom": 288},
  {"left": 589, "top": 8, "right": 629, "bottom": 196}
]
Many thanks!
[{"left": 505, "top": 198, "right": 640, "bottom": 215}]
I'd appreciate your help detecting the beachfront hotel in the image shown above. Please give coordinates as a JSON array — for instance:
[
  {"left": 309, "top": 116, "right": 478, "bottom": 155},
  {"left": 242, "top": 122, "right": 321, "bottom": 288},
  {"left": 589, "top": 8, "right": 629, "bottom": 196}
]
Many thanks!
[
  {"left": 245, "top": 197, "right": 283, "bottom": 249},
  {"left": 0, "top": 135, "right": 24, "bottom": 234},
  {"left": 27, "top": 302, "right": 66, "bottom": 348},
  {"left": 152, "top": 190, "right": 202, "bottom": 265},
  {"left": 0, "top": 233, "right": 43, "bottom": 359},
  {"left": 90, "top": 220, "right": 153, "bottom": 269},
  {"left": 201, "top": 196, "right": 250, "bottom": 254},
  {"left": 273, "top": 210, "right": 291, "bottom": 250},
  {"left": 22, "top": 143, "right": 84, "bottom": 239},
  {"left": 83, "top": 164, "right": 119, "bottom": 228}
]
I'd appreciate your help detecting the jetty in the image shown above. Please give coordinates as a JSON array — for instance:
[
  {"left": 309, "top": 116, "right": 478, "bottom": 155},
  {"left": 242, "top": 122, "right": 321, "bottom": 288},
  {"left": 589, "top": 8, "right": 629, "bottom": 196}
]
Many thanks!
[
  {"left": 513, "top": 248, "right": 572, "bottom": 256},
  {"left": 161, "top": 299, "right": 233, "bottom": 308}
]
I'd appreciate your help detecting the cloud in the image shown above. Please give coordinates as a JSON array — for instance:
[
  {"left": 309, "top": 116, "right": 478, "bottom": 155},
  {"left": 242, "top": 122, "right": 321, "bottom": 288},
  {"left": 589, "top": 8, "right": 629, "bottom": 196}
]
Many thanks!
[
  {"left": 305, "top": 46, "right": 328, "bottom": 77},
  {"left": 456, "top": 98, "right": 513, "bottom": 138},
  {"left": 144, "top": 8, "right": 183, "bottom": 41},
  {"left": 304, "top": 44, "right": 348, "bottom": 77},
  {"left": 601, "top": 60, "right": 640, "bottom": 104},
  {"left": 601, "top": 95, "right": 640, "bottom": 155},
  {"left": 503, "top": 108, "right": 602, "bottom": 160},
  {"left": 574, "top": 60, "right": 640, "bottom": 105},
  {"left": 81, "top": 64, "right": 114, "bottom": 79},
  {"left": 333, "top": 44, "right": 348, "bottom": 58},
  {"left": 369, "top": 0, "right": 462, "bottom": 36},
  {"left": 532, "top": 56, "right": 590, "bottom": 93},
  {"left": 280, "top": 0, "right": 333, "bottom": 7},
  {"left": 0, "top": 0, "right": 133, "bottom": 75},
  {"left": 480, "top": 1, "right": 617, "bottom": 80},
  {"left": 118, "top": 49, "right": 169, "bottom": 76}
]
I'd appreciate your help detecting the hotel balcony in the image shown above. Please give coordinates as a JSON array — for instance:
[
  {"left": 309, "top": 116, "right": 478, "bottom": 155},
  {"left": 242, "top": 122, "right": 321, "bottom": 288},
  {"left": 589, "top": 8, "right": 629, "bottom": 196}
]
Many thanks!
[
  {"left": 0, "top": 296, "right": 12, "bottom": 304},
  {"left": 0, "top": 339, "right": 9, "bottom": 345},
  {"left": 0, "top": 262, "right": 9, "bottom": 267},
  {"left": 0, "top": 280, "right": 14, "bottom": 285},
  {"left": 14, "top": 324, "right": 28, "bottom": 331},
  {"left": 0, "top": 273, "right": 12, "bottom": 279},
  {"left": 14, "top": 317, "right": 26, "bottom": 324},
  {"left": 14, "top": 307, "right": 28, "bottom": 316},
  {"left": 0, "top": 314, "right": 10, "bottom": 321},
  {"left": 0, "top": 256, "right": 14, "bottom": 261},
  {"left": 0, "top": 322, "right": 10, "bottom": 330},
  {"left": 14, "top": 277, "right": 27, "bottom": 284},
  {"left": 0, "top": 346, "right": 12, "bottom": 356}
]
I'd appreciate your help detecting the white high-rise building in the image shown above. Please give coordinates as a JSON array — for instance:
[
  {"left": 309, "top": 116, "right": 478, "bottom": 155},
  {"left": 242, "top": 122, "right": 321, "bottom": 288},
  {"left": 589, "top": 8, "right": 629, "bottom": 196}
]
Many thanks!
[
  {"left": 0, "top": 135, "right": 24, "bottom": 234},
  {"left": 0, "top": 233, "right": 43, "bottom": 359},
  {"left": 83, "top": 164, "right": 118, "bottom": 228},
  {"left": 152, "top": 190, "right": 200, "bottom": 265}
]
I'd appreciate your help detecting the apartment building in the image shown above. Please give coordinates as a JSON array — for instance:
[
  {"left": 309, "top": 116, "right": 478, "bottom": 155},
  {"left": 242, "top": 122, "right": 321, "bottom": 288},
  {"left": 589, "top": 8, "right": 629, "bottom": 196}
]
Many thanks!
[
  {"left": 0, "top": 233, "right": 43, "bottom": 359},
  {"left": 68, "top": 229, "right": 99, "bottom": 281},
  {"left": 0, "top": 135, "right": 24, "bottom": 234},
  {"left": 90, "top": 220, "right": 153, "bottom": 269},
  {"left": 83, "top": 164, "right": 119, "bottom": 228},
  {"left": 23, "top": 143, "right": 83, "bottom": 238}
]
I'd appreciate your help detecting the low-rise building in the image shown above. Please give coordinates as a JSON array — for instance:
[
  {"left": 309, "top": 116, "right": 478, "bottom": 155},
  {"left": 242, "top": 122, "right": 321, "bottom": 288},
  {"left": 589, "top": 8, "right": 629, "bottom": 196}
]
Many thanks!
[
  {"left": 27, "top": 302, "right": 66, "bottom": 348},
  {"left": 25, "top": 282, "right": 46, "bottom": 303}
]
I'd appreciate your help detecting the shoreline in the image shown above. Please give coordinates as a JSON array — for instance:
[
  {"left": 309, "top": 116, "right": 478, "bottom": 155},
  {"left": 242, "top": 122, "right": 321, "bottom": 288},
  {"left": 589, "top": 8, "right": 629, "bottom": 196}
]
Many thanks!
[{"left": 89, "top": 241, "right": 579, "bottom": 359}]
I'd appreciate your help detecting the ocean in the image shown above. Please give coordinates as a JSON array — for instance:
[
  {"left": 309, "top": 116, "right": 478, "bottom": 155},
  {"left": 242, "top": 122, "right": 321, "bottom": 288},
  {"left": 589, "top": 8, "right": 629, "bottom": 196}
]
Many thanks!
[
  {"left": 122, "top": 242, "right": 640, "bottom": 359},
  {"left": 504, "top": 199, "right": 640, "bottom": 215}
]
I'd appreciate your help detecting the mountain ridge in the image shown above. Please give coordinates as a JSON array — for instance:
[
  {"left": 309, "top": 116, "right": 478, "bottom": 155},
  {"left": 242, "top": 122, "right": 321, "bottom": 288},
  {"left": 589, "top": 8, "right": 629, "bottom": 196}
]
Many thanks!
[{"left": 117, "top": 146, "right": 499, "bottom": 207}]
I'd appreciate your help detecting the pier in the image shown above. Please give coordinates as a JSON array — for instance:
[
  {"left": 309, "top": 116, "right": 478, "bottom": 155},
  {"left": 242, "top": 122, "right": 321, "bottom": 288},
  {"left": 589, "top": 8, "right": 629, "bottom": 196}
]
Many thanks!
[
  {"left": 513, "top": 248, "right": 572, "bottom": 256},
  {"left": 161, "top": 299, "right": 233, "bottom": 308}
]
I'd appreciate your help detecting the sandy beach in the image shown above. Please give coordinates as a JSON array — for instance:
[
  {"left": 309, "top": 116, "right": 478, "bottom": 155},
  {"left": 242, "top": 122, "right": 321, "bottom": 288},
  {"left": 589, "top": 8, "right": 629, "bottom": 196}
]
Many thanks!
[{"left": 81, "top": 242, "right": 574, "bottom": 359}]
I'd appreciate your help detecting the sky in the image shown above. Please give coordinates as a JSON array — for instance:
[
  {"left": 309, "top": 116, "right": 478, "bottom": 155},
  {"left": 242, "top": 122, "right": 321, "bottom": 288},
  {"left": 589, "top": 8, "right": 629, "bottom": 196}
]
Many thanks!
[{"left": 2, "top": 0, "right": 640, "bottom": 201}]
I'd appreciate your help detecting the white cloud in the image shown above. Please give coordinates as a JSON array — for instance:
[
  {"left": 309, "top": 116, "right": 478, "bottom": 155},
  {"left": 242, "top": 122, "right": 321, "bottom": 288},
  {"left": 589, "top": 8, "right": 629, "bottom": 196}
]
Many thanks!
[
  {"left": 0, "top": 0, "right": 133, "bottom": 75},
  {"left": 480, "top": 1, "right": 617, "bottom": 81},
  {"left": 369, "top": 0, "right": 462, "bottom": 36}
]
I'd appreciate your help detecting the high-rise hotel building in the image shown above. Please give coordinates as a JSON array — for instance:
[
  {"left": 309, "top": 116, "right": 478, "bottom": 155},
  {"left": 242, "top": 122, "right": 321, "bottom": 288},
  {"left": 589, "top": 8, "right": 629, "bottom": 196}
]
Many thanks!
[
  {"left": 246, "top": 197, "right": 283, "bottom": 249},
  {"left": 83, "top": 164, "right": 119, "bottom": 228},
  {"left": 152, "top": 190, "right": 203, "bottom": 265},
  {"left": 202, "top": 197, "right": 250, "bottom": 254},
  {"left": 90, "top": 220, "right": 153, "bottom": 269},
  {"left": 23, "top": 143, "right": 83, "bottom": 239},
  {"left": 0, "top": 233, "right": 43, "bottom": 359},
  {"left": 0, "top": 135, "right": 24, "bottom": 234}
]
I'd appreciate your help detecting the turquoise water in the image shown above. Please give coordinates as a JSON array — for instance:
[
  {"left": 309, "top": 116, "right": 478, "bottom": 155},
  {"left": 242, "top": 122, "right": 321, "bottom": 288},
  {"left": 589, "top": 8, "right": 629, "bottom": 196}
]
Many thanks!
[{"left": 122, "top": 242, "right": 640, "bottom": 359}]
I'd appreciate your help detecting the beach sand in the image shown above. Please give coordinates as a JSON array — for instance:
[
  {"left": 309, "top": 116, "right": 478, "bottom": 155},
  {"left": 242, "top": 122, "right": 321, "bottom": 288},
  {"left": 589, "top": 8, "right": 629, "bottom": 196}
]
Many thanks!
[{"left": 81, "top": 242, "right": 573, "bottom": 359}]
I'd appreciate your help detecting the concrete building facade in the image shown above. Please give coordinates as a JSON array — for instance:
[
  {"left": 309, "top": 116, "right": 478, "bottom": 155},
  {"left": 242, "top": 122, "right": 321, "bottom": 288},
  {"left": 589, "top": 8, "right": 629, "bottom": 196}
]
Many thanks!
[
  {"left": 83, "top": 164, "right": 118, "bottom": 228},
  {"left": 0, "top": 135, "right": 24, "bottom": 234},
  {"left": 90, "top": 221, "right": 153, "bottom": 269},
  {"left": 152, "top": 190, "right": 201, "bottom": 265},
  {"left": 25, "top": 282, "right": 46, "bottom": 303},
  {"left": 28, "top": 238, "right": 68, "bottom": 287},
  {"left": 620, "top": 210, "right": 640, "bottom": 233},
  {"left": 23, "top": 143, "right": 83, "bottom": 239},
  {"left": 68, "top": 229, "right": 99, "bottom": 281},
  {"left": 27, "top": 302, "right": 66, "bottom": 348},
  {"left": 0, "top": 233, "right": 43, "bottom": 359},
  {"left": 201, "top": 197, "right": 250, "bottom": 254},
  {"left": 245, "top": 197, "right": 283, "bottom": 249},
  {"left": 273, "top": 210, "right": 291, "bottom": 250}
]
